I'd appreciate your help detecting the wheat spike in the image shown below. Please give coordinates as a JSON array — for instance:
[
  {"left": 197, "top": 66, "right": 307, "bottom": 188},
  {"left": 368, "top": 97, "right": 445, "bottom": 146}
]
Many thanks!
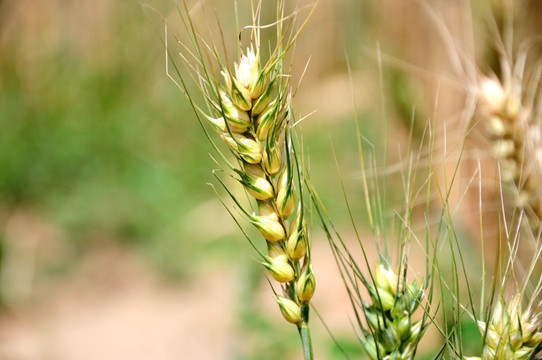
[
  {"left": 468, "top": 295, "right": 542, "bottom": 360},
  {"left": 172, "top": 2, "right": 316, "bottom": 356},
  {"left": 218, "top": 43, "right": 314, "bottom": 323},
  {"left": 477, "top": 65, "right": 542, "bottom": 230}
]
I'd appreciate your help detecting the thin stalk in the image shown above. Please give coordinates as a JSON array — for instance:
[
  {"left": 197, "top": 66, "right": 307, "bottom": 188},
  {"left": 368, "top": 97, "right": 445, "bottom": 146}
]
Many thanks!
[{"left": 297, "top": 321, "right": 313, "bottom": 360}]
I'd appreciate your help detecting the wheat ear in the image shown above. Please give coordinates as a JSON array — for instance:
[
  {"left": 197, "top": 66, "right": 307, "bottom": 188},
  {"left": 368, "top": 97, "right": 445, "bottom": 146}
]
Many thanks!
[
  {"left": 465, "top": 294, "right": 542, "bottom": 360},
  {"left": 359, "top": 262, "right": 426, "bottom": 360},
  {"left": 477, "top": 61, "right": 542, "bottom": 231},
  {"left": 170, "top": 1, "right": 316, "bottom": 358},
  {"left": 219, "top": 44, "right": 315, "bottom": 357},
  {"left": 223, "top": 43, "right": 314, "bottom": 319}
]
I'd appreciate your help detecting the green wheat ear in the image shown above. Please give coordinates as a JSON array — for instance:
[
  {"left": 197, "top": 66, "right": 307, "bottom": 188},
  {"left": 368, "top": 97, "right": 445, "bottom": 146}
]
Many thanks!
[
  {"left": 361, "top": 262, "right": 427, "bottom": 360},
  {"left": 463, "top": 205, "right": 542, "bottom": 360},
  {"left": 305, "top": 82, "right": 441, "bottom": 358},
  {"left": 464, "top": 242, "right": 542, "bottom": 360},
  {"left": 167, "top": 1, "right": 318, "bottom": 359}
]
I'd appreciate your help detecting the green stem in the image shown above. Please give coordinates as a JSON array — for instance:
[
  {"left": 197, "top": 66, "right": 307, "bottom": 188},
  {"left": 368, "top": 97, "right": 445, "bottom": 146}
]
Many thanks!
[{"left": 297, "top": 322, "right": 313, "bottom": 360}]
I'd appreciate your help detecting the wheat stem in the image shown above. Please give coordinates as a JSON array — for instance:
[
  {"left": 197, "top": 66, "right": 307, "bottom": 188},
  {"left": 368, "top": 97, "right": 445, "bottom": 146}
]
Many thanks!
[{"left": 298, "top": 320, "right": 313, "bottom": 360}]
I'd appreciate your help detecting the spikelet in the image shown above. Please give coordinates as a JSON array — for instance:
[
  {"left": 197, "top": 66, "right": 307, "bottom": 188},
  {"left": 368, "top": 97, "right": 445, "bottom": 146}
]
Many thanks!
[
  {"left": 276, "top": 168, "right": 296, "bottom": 219},
  {"left": 286, "top": 213, "right": 307, "bottom": 260},
  {"left": 275, "top": 296, "right": 302, "bottom": 324},
  {"left": 296, "top": 264, "right": 315, "bottom": 304},
  {"left": 238, "top": 164, "right": 274, "bottom": 201},
  {"left": 256, "top": 100, "right": 279, "bottom": 141},
  {"left": 221, "top": 133, "right": 262, "bottom": 164},
  {"left": 262, "top": 142, "right": 283, "bottom": 176},
  {"left": 218, "top": 91, "right": 252, "bottom": 131},
  {"left": 263, "top": 255, "right": 295, "bottom": 283}
]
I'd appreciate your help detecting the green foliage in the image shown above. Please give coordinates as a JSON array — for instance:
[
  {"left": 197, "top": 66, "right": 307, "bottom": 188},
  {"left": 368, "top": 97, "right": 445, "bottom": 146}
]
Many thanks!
[{"left": 0, "top": 1, "right": 225, "bottom": 278}]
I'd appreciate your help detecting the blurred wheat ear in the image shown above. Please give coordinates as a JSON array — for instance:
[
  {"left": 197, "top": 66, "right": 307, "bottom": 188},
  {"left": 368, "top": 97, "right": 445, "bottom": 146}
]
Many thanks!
[
  {"left": 164, "top": 0, "right": 318, "bottom": 358},
  {"left": 468, "top": 9, "right": 542, "bottom": 357},
  {"left": 409, "top": 1, "right": 542, "bottom": 356},
  {"left": 476, "top": 56, "right": 542, "bottom": 232}
]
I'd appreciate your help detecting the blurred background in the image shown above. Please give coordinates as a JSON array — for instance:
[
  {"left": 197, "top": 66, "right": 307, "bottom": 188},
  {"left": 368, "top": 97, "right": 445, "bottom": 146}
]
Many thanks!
[{"left": 0, "top": 0, "right": 541, "bottom": 359}]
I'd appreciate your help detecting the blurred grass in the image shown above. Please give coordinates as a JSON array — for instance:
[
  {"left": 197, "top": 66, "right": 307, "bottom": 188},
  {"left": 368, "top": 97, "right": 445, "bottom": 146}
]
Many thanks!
[{"left": 0, "top": 0, "right": 229, "bottom": 279}]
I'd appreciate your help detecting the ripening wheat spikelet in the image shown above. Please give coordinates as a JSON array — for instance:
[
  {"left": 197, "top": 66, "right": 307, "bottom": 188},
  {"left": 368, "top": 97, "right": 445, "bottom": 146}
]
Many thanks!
[{"left": 168, "top": 1, "right": 317, "bottom": 358}]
